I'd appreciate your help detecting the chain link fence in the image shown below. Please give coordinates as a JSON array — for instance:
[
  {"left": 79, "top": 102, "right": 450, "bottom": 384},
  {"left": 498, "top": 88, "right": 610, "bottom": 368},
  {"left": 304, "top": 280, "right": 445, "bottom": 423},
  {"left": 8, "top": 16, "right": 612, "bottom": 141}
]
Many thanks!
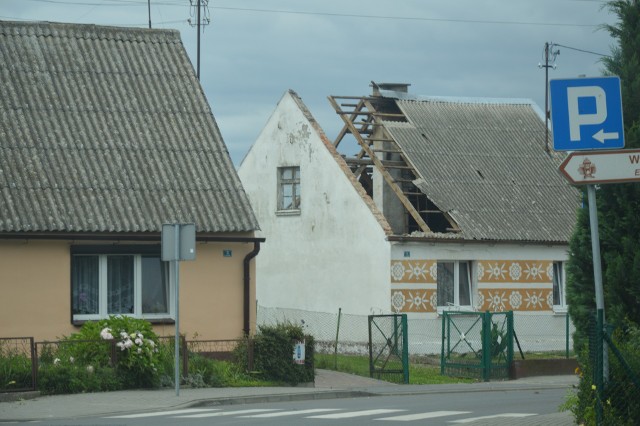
[
  {"left": 257, "top": 305, "right": 575, "bottom": 361},
  {"left": 583, "top": 311, "right": 640, "bottom": 425}
]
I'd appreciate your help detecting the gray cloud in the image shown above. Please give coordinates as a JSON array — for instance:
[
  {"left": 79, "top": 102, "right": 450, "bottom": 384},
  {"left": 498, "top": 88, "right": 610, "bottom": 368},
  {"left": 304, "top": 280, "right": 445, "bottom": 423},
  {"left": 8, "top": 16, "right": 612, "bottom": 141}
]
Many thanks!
[{"left": 3, "top": 0, "right": 616, "bottom": 163}]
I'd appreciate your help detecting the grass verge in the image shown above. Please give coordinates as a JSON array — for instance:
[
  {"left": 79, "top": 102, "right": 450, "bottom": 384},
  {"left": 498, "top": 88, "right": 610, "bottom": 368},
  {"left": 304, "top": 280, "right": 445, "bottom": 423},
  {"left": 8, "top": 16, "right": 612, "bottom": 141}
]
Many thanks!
[{"left": 315, "top": 353, "right": 476, "bottom": 385}]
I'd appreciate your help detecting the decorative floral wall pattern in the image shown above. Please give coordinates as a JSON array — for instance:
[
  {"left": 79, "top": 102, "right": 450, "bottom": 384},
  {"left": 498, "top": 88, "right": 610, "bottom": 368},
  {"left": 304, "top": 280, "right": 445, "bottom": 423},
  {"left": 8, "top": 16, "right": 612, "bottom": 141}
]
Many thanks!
[
  {"left": 391, "top": 289, "right": 437, "bottom": 313},
  {"left": 476, "top": 289, "right": 553, "bottom": 312},
  {"left": 390, "top": 260, "right": 437, "bottom": 283},
  {"left": 390, "top": 259, "right": 556, "bottom": 313},
  {"left": 477, "top": 260, "right": 553, "bottom": 283}
]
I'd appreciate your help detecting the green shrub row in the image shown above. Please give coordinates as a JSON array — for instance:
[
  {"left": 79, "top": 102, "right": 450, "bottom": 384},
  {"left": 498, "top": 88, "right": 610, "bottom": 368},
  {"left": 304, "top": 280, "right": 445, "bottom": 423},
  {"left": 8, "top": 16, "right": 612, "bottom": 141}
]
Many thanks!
[
  {"left": 235, "top": 323, "right": 315, "bottom": 385},
  {"left": 2, "top": 319, "right": 313, "bottom": 394}
]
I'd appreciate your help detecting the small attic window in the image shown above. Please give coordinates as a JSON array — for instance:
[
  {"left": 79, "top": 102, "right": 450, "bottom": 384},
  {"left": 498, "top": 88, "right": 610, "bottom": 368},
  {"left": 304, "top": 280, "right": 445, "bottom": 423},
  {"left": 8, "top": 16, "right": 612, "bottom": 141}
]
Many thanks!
[{"left": 277, "top": 166, "right": 301, "bottom": 213}]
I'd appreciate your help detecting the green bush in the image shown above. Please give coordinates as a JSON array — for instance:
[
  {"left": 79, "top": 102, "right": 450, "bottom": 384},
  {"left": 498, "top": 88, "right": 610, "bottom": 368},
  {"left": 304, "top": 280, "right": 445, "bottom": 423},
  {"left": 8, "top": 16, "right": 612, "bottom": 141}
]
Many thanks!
[
  {"left": 186, "top": 352, "right": 268, "bottom": 387},
  {"left": 0, "top": 342, "right": 32, "bottom": 390},
  {"left": 563, "top": 322, "right": 640, "bottom": 425},
  {"left": 40, "top": 316, "right": 162, "bottom": 391},
  {"left": 238, "top": 323, "right": 314, "bottom": 385},
  {"left": 38, "top": 363, "right": 121, "bottom": 395}
]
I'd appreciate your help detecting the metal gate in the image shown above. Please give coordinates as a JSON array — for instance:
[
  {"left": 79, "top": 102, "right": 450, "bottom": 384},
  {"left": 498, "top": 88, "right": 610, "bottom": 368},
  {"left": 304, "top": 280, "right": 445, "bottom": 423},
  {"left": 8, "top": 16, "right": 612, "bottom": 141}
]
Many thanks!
[
  {"left": 441, "top": 311, "right": 513, "bottom": 381},
  {"left": 368, "top": 314, "right": 409, "bottom": 384}
]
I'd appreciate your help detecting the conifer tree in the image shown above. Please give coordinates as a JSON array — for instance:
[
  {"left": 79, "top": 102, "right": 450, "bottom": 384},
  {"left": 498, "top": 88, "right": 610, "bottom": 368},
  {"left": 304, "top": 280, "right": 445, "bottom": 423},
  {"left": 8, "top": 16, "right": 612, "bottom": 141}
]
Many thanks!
[{"left": 566, "top": 0, "right": 640, "bottom": 351}]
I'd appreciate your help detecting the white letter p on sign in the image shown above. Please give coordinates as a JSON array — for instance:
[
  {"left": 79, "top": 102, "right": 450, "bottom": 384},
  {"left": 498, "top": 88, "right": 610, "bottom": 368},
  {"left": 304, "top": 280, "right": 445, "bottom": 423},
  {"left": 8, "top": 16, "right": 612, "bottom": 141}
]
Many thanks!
[{"left": 567, "top": 86, "right": 607, "bottom": 141}]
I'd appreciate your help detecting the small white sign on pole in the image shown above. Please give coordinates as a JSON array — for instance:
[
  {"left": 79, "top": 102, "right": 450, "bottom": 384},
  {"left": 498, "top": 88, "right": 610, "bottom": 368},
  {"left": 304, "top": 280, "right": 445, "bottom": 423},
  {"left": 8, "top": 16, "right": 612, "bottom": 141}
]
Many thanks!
[{"left": 293, "top": 341, "right": 305, "bottom": 365}]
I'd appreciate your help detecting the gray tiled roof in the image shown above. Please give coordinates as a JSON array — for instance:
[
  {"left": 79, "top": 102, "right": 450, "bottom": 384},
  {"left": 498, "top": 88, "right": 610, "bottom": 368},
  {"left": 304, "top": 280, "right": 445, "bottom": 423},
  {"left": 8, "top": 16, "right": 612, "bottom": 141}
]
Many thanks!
[
  {"left": 383, "top": 96, "right": 580, "bottom": 243},
  {"left": 0, "top": 21, "right": 258, "bottom": 233}
]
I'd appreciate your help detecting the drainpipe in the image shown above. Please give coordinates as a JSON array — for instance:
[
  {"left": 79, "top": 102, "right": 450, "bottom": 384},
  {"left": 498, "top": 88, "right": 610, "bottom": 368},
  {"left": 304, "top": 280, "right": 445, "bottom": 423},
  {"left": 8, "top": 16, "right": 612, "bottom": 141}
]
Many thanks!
[{"left": 243, "top": 241, "right": 261, "bottom": 336}]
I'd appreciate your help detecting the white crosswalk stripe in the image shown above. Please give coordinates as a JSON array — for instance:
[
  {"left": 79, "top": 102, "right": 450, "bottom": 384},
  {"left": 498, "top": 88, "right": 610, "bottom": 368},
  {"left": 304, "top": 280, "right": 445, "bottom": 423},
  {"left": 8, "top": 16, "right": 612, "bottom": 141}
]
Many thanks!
[
  {"left": 377, "top": 410, "right": 472, "bottom": 421},
  {"left": 105, "top": 407, "right": 540, "bottom": 422},
  {"left": 307, "top": 409, "right": 406, "bottom": 419},
  {"left": 240, "top": 408, "right": 342, "bottom": 418},
  {"left": 107, "top": 408, "right": 219, "bottom": 418},
  {"left": 176, "top": 408, "right": 280, "bottom": 418},
  {"left": 449, "top": 413, "right": 537, "bottom": 423}
]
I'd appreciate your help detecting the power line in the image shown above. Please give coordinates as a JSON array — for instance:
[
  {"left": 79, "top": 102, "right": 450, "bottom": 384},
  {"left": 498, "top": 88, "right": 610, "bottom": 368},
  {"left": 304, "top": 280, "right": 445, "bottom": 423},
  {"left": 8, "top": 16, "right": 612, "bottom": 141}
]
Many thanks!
[
  {"left": 16, "top": 0, "right": 603, "bottom": 28},
  {"left": 554, "top": 43, "right": 611, "bottom": 58},
  {"left": 210, "top": 6, "right": 601, "bottom": 27}
]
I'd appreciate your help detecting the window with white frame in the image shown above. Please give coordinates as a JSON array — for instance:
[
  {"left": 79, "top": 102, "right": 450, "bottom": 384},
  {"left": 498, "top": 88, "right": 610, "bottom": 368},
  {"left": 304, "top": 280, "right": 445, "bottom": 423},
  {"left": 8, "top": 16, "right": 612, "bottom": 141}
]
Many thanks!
[
  {"left": 552, "top": 261, "right": 567, "bottom": 311},
  {"left": 437, "top": 261, "right": 472, "bottom": 311},
  {"left": 71, "top": 246, "right": 171, "bottom": 321},
  {"left": 277, "top": 166, "right": 300, "bottom": 211}
]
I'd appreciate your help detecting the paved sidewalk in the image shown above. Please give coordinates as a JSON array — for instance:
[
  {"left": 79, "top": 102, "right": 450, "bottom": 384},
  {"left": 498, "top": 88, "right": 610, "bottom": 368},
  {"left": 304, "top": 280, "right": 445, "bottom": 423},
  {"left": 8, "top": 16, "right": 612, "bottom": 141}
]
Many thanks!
[{"left": 0, "top": 371, "right": 578, "bottom": 424}]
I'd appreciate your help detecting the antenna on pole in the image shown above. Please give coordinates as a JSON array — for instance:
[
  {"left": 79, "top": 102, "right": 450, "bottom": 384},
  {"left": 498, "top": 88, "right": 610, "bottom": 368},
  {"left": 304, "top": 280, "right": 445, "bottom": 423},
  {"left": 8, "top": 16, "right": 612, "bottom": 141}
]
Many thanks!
[
  {"left": 538, "top": 42, "right": 560, "bottom": 153},
  {"left": 189, "top": 0, "right": 211, "bottom": 80}
]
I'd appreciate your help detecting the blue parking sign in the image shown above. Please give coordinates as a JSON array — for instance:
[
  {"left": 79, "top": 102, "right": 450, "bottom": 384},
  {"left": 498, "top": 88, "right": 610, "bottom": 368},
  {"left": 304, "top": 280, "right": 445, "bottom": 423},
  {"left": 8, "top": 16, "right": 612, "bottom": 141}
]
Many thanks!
[{"left": 550, "top": 76, "right": 625, "bottom": 151}]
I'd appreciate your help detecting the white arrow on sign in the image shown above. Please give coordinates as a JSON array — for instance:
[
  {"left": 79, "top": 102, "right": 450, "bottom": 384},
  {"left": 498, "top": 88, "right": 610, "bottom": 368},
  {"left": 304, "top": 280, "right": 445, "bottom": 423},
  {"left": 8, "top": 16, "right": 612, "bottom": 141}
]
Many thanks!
[
  {"left": 593, "top": 129, "right": 620, "bottom": 144},
  {"left": 559, "top": 149, "right": 640, "bottom": 185}
]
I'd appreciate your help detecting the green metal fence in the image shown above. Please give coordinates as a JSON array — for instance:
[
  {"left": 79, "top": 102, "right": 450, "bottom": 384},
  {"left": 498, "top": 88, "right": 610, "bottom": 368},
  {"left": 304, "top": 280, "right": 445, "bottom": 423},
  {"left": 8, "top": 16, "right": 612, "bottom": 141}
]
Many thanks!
[
  {"left": 368, "top": 314, "right": 409, "bottom": 384},
  {"left": 441, "top": 311, "right": 513, "bottom": 381},
  {"left": 588, "top": 310, "right": 640, "bottom": 425}
]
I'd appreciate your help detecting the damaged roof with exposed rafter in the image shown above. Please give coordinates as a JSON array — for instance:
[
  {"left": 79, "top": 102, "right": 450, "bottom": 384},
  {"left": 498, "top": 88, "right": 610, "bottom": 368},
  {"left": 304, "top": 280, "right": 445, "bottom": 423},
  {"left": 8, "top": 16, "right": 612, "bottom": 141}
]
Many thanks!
[
  {"left": 0, "top": 20, "right": 258, "bottom": 234},
  {"left": 380, "top": 91, "right": 580, "bottom": 243}
]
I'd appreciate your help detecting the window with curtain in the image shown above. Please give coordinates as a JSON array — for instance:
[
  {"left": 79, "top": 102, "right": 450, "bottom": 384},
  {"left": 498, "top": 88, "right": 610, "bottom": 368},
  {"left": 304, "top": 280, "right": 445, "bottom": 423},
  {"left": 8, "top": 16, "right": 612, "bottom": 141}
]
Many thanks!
[
  {"left": 71, "top": 246, "right": 170, "bottom": 321},
  {"left": 72, "top": 256, "right": 99, "bottom": 315},
  {"left": 437, "top": 261, "right": 472, "bottom": 310}
]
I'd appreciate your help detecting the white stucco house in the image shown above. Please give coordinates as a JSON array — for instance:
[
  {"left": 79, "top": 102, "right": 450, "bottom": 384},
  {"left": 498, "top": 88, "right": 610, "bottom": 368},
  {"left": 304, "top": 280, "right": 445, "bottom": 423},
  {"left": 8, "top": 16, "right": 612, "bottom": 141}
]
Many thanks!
[{"left": 238, "top": 83, "right": 580, "bottom": 352}]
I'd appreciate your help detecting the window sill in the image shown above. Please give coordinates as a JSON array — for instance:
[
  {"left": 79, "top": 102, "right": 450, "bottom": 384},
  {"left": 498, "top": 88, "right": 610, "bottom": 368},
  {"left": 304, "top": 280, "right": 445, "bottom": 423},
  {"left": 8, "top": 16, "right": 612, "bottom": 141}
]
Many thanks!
[
  {"left": 73, "top": 317, "right": 176, "bottom": 327},
  {"left": 553, "top": 307, "right": 568, "bottom": 315},
  {"left": 276, "top": 209, "right": 301, "bottom": 216}
]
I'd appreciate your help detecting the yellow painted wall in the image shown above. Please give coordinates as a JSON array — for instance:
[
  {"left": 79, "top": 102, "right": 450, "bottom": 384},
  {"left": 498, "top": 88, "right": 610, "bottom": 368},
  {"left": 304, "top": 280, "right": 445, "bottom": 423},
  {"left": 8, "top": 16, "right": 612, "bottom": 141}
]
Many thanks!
[{"left": 0, "top": 239, "right": 256, "bottom": 342}]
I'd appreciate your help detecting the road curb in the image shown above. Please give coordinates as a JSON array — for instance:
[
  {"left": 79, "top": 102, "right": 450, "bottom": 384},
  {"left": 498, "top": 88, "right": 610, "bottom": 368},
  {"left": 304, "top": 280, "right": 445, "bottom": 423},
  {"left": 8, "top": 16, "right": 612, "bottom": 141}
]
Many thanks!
[{"left": 187, "top": 390, "right": 375, "bottom": 407}]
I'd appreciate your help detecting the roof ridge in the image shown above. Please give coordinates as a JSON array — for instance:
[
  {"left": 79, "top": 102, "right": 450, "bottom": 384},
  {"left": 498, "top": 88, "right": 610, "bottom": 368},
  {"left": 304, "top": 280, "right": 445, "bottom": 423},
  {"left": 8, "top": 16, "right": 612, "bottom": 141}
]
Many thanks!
[{"left": 0, "top": 20, "right": 181, "bottom": 44}]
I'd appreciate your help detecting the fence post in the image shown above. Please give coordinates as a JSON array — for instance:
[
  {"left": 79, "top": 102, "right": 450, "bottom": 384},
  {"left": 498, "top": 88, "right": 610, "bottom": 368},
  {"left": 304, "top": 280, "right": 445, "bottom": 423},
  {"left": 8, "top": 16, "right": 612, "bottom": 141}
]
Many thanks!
[
  {"left": 482, "top": 311, "right": 491, "bottom": 382},
  {"left": 402, "top": 314, "right": 409, "bottom": 384},
  {"left": 566, "top": 313, "right": 570, "bottom": 359},
  {"left": 334, "top": 307, "right": 341, "bottom": 370},
  {"left": 507, "top": 311, "right": 514, "bottom": 368},
  {"left": 440, "top": 312, "right": 446, "bottom": 375}
]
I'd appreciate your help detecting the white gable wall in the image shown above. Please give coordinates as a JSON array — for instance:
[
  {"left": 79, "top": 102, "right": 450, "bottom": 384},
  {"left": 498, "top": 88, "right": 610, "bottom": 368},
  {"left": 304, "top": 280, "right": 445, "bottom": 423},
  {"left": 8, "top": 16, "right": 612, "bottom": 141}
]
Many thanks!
[{"left": 239, "top": 92, "right": 391, "bottom": 315}]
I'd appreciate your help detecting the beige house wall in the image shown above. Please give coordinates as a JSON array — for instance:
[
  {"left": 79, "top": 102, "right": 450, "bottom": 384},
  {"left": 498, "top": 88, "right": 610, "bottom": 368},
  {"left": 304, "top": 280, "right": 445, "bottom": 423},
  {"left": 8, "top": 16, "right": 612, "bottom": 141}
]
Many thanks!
[{"left": 0, "top": 239, "right": 256, "bottom": 342}]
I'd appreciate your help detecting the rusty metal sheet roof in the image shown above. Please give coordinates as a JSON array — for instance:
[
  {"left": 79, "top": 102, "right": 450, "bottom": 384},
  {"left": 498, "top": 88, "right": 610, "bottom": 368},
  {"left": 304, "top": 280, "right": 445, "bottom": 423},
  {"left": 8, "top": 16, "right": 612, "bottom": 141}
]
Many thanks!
[
  {"left": 0, "top": 20, "right": 258, "bottom": 233},
  {"left": 383, "top": 96, "right": 579, "bottom": 243}
]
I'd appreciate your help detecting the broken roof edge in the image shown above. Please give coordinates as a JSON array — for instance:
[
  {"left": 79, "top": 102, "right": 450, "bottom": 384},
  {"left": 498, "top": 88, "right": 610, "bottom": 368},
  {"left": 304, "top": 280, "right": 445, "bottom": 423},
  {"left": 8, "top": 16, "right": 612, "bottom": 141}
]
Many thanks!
[
  {"left": 387, "top": 233, "right": 570, "bottom": 246},
  {"left": 284, "top": 90, "right": 393, "bottom": 236},
  {"left": 378, "top": 89, "right": 547, "bottom": 122}
]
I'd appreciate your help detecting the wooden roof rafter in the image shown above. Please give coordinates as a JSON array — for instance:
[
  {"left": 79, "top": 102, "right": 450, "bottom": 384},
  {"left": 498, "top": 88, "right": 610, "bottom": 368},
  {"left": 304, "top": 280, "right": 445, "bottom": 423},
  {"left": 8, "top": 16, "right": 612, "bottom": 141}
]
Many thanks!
[{"left": 328, "top": 95, "right": 432, "bottom": 233}]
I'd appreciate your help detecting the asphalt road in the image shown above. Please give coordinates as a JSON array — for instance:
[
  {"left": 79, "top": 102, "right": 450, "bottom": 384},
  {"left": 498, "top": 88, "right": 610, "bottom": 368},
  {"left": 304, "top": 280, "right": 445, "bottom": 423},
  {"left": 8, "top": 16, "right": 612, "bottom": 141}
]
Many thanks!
[{"left": 40, "top": 387, "right": 567, "bottom": 426}]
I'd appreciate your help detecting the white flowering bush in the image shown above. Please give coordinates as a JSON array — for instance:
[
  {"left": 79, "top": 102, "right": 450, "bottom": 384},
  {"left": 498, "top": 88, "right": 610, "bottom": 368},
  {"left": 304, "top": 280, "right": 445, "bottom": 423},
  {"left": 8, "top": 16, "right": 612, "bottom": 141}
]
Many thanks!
[{"left": 56, "top": 316, "right": 162, "bottom": 389}]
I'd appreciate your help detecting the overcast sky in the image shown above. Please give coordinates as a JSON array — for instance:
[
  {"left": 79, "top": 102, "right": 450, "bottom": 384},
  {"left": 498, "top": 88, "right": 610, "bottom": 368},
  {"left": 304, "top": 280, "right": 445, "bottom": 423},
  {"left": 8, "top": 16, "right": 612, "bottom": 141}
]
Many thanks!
[{"left": 2, "top": 0, "right": 618, "bottom": 165}]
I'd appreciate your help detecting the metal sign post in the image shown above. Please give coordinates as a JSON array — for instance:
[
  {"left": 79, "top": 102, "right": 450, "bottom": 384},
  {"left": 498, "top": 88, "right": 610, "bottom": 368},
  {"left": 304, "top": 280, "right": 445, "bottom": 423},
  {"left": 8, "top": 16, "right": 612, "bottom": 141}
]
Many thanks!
[
  {"left": 551, "top": 75, "right": 627, "bottom": 385},
  {"left": 162, "top": 223, "right": 196, "bottom": 396}
]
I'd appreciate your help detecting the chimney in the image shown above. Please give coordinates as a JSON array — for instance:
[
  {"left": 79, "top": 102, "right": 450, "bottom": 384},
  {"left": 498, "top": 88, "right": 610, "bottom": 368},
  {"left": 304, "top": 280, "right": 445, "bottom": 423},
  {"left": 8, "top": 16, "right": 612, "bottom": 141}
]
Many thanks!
[{"left": 371, "top": 82, "right": 411, "bottom": 96}]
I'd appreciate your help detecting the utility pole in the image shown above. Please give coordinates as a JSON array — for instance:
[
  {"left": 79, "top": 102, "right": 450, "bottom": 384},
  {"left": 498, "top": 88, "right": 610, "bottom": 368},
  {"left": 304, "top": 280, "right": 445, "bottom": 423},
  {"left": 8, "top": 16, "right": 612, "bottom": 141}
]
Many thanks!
[
  {"left": 538, "top": 42, "right": 560, "bottom": 153},
  {"left": 148, "top": 0, "right": 152, "bottom": 29},
  {"left": 189, "top": 0, "right": 211, "bottom": 80}
]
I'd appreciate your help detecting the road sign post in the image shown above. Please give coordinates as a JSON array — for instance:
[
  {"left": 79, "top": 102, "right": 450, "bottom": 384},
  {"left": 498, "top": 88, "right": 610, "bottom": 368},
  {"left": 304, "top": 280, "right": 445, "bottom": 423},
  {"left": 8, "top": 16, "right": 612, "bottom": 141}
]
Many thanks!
[
  {"left": 552, "top": 75, "right": 627, "bottom": 387},
  {"left": 162, "top": 223, "right": 196, "bottom": 396}
]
